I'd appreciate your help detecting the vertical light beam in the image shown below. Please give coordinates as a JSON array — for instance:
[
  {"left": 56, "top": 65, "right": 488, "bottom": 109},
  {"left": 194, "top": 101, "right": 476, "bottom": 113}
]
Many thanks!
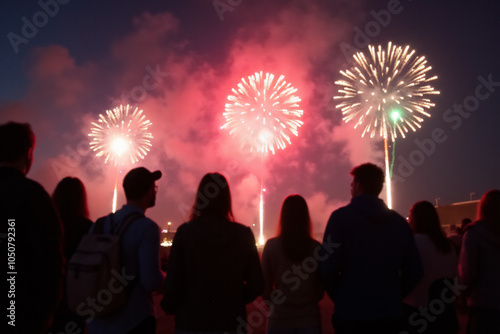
[
  {"left": 384, "top": 138, "right": 392, "bottom": 209},
  {"left": 259, "top": 180, "right": 265, "bottom": 246},
  {"left": 112, "top": 178, "right": 118, "bottom": 213}
]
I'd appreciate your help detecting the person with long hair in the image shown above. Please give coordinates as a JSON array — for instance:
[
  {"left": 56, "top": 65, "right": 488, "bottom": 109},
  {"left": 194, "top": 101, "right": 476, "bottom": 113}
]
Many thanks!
[
  {"left": 162, "top": 173, "right": 264, "bottom": 333},
  {"left": 460, "top": 189, "right": 500, "bottom": 334},
  {"left": 402, "top": 201, "right": 458, "bottom": 333},
  {"left": 262, "top": 195, "right": 324, "bottom": 334},
  {"left": 52, "top": 177, "right": 92, "bottom": 259},
  {"left": 49, "top": 177, "right": 93, "bottom": 334}
]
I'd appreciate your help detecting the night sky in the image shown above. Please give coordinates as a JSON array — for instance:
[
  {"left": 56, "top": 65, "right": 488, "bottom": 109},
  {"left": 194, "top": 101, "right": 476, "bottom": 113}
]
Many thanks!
[{"left": 1, "top": 0, "right": 499, "bottom": 238}]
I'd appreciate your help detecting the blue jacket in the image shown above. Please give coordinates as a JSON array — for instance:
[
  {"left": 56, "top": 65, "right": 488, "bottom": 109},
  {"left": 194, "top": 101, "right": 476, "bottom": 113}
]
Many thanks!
[
  {"left": 319, "top": 194, "right": 423, "bottom": 320},
  {"left": 87, "top": 204, "right": 165, "bottom": 334}
]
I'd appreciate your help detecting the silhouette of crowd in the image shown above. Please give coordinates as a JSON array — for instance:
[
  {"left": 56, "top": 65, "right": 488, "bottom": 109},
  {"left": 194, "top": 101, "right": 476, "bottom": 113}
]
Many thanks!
[{"left": 2, "top": 121, "right": 499, "bottom": 334}]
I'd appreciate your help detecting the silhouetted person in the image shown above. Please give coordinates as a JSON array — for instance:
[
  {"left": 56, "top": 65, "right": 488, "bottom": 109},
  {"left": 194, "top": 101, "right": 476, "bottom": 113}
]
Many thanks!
[
  {"left": 161, "top": 173, "right": 264, "bottom": 333},
  {"left": 53, "top": 177, "right": 93, "bottom": 268},
  {"left": 49, "top": 177, "right": 93, "bottom": 334},
  {"left": 460, "top": 218, "right": 473, "bottom": 233},
  {"left": 449, "top": 218, "right": 472, "bottom": 255},
  {"left": 460, "top": 189, "right": 500, "bottom": 334},
  {"left": 87, "top": 167, "right": 166, "bottom": 334},
  {"left": 319, "top": 163, "right": 423, "bottom": 334},
  {"left": 402, "top": 201, "right": 459, "bottom": 334},
  {"left": 0, "top": 122, "right": 64, "bottom": 333},
  {"left": 262, "top": 195, "right": 324, "bottom": 334}
]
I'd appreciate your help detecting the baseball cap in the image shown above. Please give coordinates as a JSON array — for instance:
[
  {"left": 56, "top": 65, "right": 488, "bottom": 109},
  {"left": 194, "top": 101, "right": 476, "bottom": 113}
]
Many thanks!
[{"left": 123, "top": 167, "right": 162, "bottom": 199}]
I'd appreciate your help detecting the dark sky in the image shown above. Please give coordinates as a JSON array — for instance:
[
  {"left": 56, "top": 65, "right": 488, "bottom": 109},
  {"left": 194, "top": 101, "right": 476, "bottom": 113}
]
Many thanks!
[{"left": 1, "top": 0, "right": 499, "bottom": 238}]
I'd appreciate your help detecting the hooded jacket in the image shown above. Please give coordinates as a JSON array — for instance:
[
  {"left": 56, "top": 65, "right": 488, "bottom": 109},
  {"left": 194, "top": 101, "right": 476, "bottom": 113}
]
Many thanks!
[
  {"left": 320, "top": 194, "right": 423, "bottom": 320},
  {"left": 460, "top": 219, "right": 500, "bottom": 310}
]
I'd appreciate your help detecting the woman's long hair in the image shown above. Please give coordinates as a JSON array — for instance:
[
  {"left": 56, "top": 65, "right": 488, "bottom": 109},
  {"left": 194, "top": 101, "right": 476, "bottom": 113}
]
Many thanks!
[
  {"left": 476, "top": 189, "right": 500, "bottom": 222},
  {"left": 278, "top": 195, "right": 313, "bottom": 262},
  {"left": 190, "top": 173, "right": 234, "bottom": 221},
  {"left": 409, "top": 201, "right": 451, "bottom": 254},
  {"left": 52, "top": 177, "right": 89, "bottom": 219}
]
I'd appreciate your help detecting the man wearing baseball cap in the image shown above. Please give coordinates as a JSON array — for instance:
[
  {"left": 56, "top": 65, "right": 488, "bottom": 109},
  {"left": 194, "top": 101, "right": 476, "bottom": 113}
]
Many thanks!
[{"left": 88, "top": 167, "right": 166, "bottom": 334}]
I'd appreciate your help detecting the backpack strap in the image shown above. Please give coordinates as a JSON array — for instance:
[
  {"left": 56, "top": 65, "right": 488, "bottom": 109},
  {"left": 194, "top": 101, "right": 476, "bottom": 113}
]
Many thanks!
[
  {"left": 94, "top": 212, "right": 144, "bottom": 235},
  {"left": 94, "top": 214, "right": 112, "bottom": 234},
  {"left": 114, "top": 212, "right": 145, "bottom": 236},
  {"left": 89, "top": 211, "right": 144, "bottom": 296}
]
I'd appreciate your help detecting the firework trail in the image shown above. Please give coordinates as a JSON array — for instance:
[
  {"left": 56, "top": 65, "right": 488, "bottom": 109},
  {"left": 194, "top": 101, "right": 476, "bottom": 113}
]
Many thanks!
[
  {"left": 334, "top": 43, "right": 440, "bottom": 208},
  {"left": 89, "top": 104, "right": 153, "bottom": 211},
  {"left": 222, "top": 72, "right": 304, "bottom": 245}
]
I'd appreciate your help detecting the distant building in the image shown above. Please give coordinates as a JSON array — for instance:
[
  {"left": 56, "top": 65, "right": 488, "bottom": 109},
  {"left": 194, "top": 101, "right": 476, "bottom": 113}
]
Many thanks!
[
  {"left": 435, "top": 200, "right": 479, "bottom": 230},
  {"left": 160, "top": 230, "right": 175, "bottom": 270},
  {"left": 161, "top": 230, "right": 175, "bottom": 247}
]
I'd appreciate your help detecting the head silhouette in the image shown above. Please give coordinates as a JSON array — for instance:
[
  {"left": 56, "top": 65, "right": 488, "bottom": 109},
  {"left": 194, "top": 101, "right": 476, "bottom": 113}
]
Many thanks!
[
  {"left": 52, "top": 177, "right": 89, "bottom": 219},
  {"left": 476, "top": 189, "right": 500, "bottom": 222},
  {"left": 350, "top": 163, "right": 385, "bottom": 197},
  {"left": 459, "top": 218, "right": 472, "bottom": 235},
  {"left": 0, "top": 122, "right": 36, "bottom": 175},
  {"left": 278, "top": 194, "right": 312, "bottom": 262},
  {"left": 190, "top": 173, "right": 234, "bottom": 221},
  {"left": 123, "top": 167, "right": 161, "bottom": 211},
  {"left": 409, "top": 201, "right": 451, "bottom": 254}
]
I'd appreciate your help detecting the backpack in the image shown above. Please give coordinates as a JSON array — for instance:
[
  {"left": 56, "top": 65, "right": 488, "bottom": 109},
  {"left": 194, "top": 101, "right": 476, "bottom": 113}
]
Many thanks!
[{"left": 66, "top": 211, "right": 143, "bottom": 319}]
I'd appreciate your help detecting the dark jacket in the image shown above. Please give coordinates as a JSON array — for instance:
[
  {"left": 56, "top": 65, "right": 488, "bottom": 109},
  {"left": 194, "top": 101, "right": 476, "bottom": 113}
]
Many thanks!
[
  {"left": 319, "top": 194, "right": 423, "bottom": 320},
  {"left": 460, "top": 219, "right": 500, "bottom": 310},
  {"left": 61, "top": 214, "right": 92, "bottom": 261},
  {"left": 0, "top": 167, "right": 64, "bottom": 333},
  {"left": 161, "top": 215, "right": 264, "bottom": 332}
]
